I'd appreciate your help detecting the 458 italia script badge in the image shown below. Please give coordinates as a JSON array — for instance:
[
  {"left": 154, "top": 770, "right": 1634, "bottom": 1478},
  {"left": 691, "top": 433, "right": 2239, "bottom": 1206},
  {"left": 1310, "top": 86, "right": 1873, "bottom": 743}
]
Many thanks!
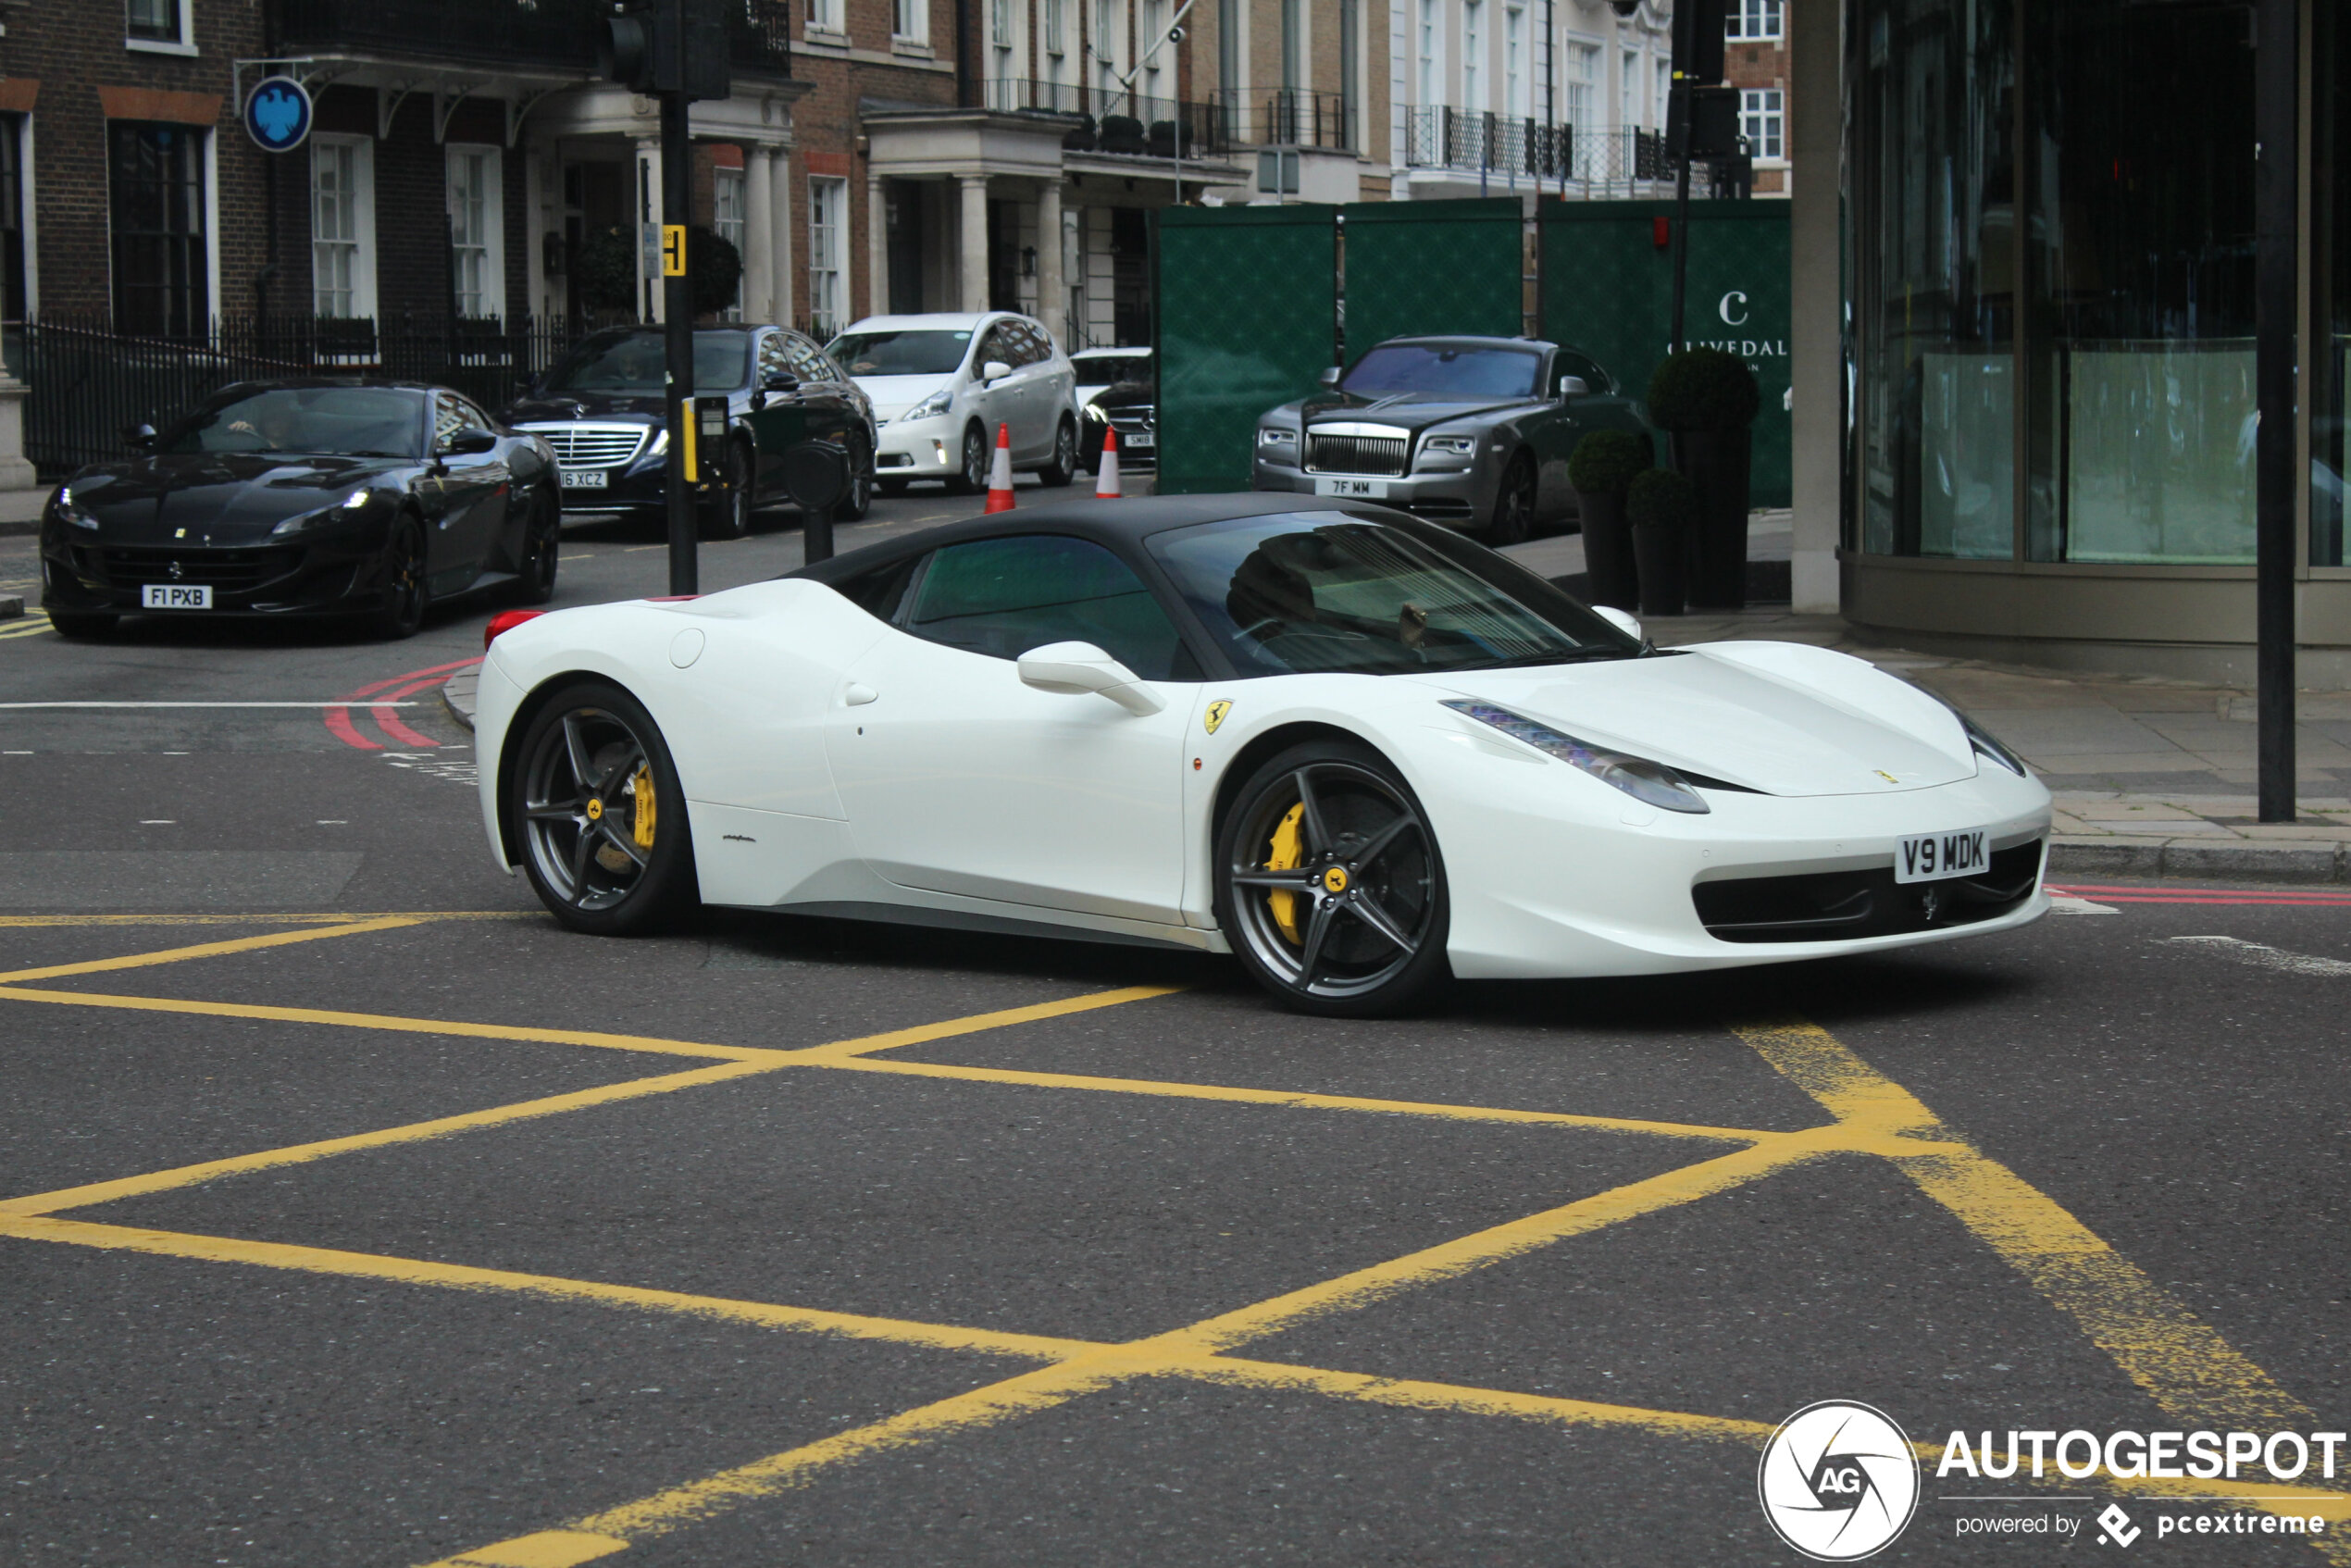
[{"left": 1757, "top": 1401, "right": 1920, "bottom": 1560}]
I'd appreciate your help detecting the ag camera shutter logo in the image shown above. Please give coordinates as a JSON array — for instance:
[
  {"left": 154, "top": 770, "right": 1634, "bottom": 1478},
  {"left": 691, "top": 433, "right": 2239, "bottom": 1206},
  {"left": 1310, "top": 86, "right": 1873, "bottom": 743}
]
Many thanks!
[{"left": 1758, "top": 1400, "right": 1922, "bottom": 1561}]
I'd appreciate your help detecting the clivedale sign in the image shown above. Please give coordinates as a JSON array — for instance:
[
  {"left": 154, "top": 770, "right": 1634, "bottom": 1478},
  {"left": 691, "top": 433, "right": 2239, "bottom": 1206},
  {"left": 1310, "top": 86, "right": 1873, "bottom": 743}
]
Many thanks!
[{"left": 1694, "top": 290, "right": 1787, "bottom": 361}]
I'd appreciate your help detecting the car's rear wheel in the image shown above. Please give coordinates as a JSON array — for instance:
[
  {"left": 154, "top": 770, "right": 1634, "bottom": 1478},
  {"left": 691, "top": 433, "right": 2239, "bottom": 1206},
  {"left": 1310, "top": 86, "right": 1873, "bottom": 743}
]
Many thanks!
[
  {"left": 700, "top": 439, "right": 754, "bottom": 540},
  {"left": 512, "top": 484, "right": 561, "bottom": 604},
  {"left": 1486, "top": 452, "right": 1536, "bottom": 546},
  {"left": 512, "top": 681, "right": 699, "bottom": 935},
  {"left": 1039, "top": 417, "right": 1078, "bottom": 487},
  {"left": 1214, "top": 741, "right": 1450, "bottom": 1016},
  {"left": 944, "top": 422, "right": 989, "bottom": 495},
  {"left": 47, "top": 610, "right": 118, "bottom": 639},
  {"left": 368, "top": 516, "right": 429, "bottom": 640}
]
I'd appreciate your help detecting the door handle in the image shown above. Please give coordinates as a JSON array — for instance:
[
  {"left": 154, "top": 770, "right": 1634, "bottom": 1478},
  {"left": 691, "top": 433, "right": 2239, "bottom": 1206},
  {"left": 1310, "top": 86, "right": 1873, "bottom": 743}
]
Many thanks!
[{"left": 843, "top": 682, "right": 879, "bottom": 706}]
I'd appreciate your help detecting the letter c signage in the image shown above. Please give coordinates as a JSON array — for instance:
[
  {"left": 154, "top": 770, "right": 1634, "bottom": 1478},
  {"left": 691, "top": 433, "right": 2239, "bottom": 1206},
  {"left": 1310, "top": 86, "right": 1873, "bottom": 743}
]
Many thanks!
[{"left": 1719, "top": 290, "right": 1750, "bottom": 327}]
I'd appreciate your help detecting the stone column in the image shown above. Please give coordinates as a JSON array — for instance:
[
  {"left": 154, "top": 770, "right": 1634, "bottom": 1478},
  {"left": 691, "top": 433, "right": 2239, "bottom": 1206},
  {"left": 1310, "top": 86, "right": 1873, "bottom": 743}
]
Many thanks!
[
  {"left": 634, "top": 137, "right": 663, "bottom": 323},
  {"left": 867, "top": 172, "right": 890, "bottom": 318},
  {"left": 958, "top": 174, "right": 991, "bottom": 313},
  {"left": 1036, "top": 179, "right": 1065, "bottom": 347},
  {"left": 1786, "top": 0, "right": 1839, "bottom": 614},
  {"left": 742, "top": 143, "right": 775, "bottom": 321},
  {"left": 0, "top": 375, "right": 37, "bottom": 491},
  {"left": 770, "top": 147, "right": 795, "bottom": 329}
]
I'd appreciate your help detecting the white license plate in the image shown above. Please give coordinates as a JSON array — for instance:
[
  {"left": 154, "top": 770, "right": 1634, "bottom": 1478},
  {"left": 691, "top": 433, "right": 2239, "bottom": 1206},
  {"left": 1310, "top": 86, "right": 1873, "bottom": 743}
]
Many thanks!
[
  {"left": 1895, "top": 828, "right": 1990, "bottom": 883},
  {"left": 142, "top": 584, "right": 212, "bottom": 610},
  {"left": 1122, "top": 430, "right": 1154, "bottom": 449},
  {"left": 561, "top": 467, "right": 609, "bottom": 489},
  {"left": 1313, "top": 476, "right": 1387, "bottom": 498}
]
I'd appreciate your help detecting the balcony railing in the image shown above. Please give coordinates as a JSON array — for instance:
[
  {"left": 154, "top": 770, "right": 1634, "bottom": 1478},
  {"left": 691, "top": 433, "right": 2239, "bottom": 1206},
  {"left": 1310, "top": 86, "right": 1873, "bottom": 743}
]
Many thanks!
[
  {"left": 1405, "top": 107, "right": 1678, "bottom": 195},
  {"left": 274, "top": 0, "right": 792, "bottom": 81},
  {"left": 984, "top": 80, "right": 1234, "bottom": 159},
  {"left": 1213, "top": 89, "right": 1353, "bottom": 151}
]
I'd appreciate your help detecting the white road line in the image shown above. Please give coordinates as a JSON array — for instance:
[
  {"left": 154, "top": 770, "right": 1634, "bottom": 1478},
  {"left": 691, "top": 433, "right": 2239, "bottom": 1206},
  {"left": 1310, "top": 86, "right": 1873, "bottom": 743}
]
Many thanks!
[
  {"left": 0, "top": 701, "right": 422, "bottom": 709},
  {"left": 2166, "top": 934, "right": 2351, "bottom": 976}
]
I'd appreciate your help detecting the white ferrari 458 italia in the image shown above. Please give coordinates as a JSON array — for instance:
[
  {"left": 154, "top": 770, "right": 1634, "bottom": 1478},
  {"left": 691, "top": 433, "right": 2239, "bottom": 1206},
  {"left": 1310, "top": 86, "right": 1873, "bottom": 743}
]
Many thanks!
[{"left": 474, "top": 495, "right": 2051, "bottom": 1015}]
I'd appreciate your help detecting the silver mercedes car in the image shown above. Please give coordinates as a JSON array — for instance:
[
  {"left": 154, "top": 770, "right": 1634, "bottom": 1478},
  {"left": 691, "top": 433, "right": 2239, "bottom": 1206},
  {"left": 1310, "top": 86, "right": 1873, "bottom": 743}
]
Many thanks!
[{"left": 1250, "top": 335, "right": 1652, "bottom": 544}]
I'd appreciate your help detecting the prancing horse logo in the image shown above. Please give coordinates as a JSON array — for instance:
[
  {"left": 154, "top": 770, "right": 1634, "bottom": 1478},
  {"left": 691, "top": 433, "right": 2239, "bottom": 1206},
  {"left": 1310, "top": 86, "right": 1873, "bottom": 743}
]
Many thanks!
[
  {"left": 168, "top": 561, "right": 185, "bottom": 580},
  {"left": 1203, "top": 700, "right": 1233, "bottom": 735}
]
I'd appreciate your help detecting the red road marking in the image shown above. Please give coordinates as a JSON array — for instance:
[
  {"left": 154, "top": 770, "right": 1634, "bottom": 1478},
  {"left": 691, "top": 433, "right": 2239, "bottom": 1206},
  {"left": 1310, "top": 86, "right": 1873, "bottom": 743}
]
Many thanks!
[
  {"left": 325, "top": 656, "right": 482, "bottom": 752},
  {"left": 2047, "top": 882, "right": 2351, "bottom": 906}
]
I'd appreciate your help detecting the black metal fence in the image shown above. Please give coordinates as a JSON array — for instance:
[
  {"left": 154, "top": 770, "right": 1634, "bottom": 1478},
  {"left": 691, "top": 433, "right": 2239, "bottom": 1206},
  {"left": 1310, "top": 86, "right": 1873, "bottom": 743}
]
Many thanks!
[
  {"left": 274, "top": 0, "right": 792, "bottom": 79},
  {"left": 21, "top": 315, "right": 583, "bottom": 477}
]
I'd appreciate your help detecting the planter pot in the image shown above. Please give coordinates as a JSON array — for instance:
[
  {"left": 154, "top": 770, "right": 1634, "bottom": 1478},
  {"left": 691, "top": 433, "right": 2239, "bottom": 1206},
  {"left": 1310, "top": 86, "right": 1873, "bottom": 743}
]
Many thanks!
[
  {"left": 1633, "top": 522, "right": 1686, "bottom": 616},
  {"left": 1574, "top": 489, "right": 1637, "bottom": 610},
  {"left": 1670, "top": 426, "right": 1753, "bottom": 609}
]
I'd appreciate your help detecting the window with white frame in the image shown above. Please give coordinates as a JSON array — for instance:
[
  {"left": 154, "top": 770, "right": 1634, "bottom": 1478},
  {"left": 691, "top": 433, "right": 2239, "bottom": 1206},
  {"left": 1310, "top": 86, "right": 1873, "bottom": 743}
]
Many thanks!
[
  {"left": 1621, "top": 49, "right": 1638, "bottom": 130},
  {"left": 807, "top": 0, "right": 840, "bottom": 31},
  {"left": 1655, "top": 59, "right": 1669, "bottom": 127},
  {"left": 1046, "top": 0, "right": 1065, "bottom": 56},
  {"left": 893, "top": 0, "right": 926, "bottom": 44},
  {"left": 1416, "top": 0, "right": 1439, "bottom": 105},
  {"left": 445, "top": 144, "right": 504, "bottom": 321},
  {"left": 1095, "top": 0, "right": 1117, "bottom": 102},
  {"left": 126, "top": 0, "right": 193, "bottom": 49},
  {"left": 809, "top": 177, "right": 845, "bottom": 339},
  {"left": 1740, "top": 86, "right": 1784, "bottom": 158},
  {"left": 1462, "top": 0, "right": 1482, "bottom": 111},
  {"left": 1725, "top": 0, "right": 1782, "bottom": 42},
  {"left": 1142, "top": 0, "right": 1165, "bottom": 98},
  {"left": 1503, "top": 4, "right": 1524, "bottom": 117},
  {"left": 1565, "top": 41, "right": 1598, "bottom": 126},
  {"left": 310, "top": 135, "right": 375, "bottom": 319},
  {"left": 713, "top": 165, "right": 745, "bottom": 320}
]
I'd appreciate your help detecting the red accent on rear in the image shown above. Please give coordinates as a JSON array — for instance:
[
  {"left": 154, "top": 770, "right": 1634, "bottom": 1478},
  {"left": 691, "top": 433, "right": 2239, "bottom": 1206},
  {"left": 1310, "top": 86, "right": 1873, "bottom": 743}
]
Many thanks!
[{"left": 483, "top": 608, "right": 546, "bottom": 650}]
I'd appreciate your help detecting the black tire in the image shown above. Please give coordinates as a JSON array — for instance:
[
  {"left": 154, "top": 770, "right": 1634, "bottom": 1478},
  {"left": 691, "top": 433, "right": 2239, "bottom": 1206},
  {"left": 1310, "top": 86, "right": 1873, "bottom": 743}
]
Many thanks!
[
  {"left": 1213, "top": 740, "right": 1451, "bottom": 1017},
  {"left": 511, "top": 681, "right": 700, "bottom": 936},
  {"left": 877, "top": 477, "right": 911, "bottom": 497},
  {"left": 700, "top": 439, "right": 754, "bottom": 540},
  {"left": 1038, "top": 417, "right": 1078, "bottom": 488},
  {"left": 46, "top": 610, "right": 117, "bottom": 639},
  {"left": 836, "top": 431, "right": 877, "bottom": 521},
  {"left": 1486, "top": 452, "right": 1536, "bottom": 547},
  {"left": 368, "top": 515, "right": 429, "bottom": 640},
  {"left": 943, "top": 422, "right": 989, "bottom": 495},
  {"left": 511, "top": 484, "right": 561, "bottom": 605}
]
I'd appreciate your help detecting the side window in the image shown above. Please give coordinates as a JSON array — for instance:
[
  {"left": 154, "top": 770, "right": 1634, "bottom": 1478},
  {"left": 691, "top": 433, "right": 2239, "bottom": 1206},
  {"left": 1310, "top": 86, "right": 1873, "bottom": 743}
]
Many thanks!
[
  {"left": 1558, "top": 353, "right": 1610, "bottom": 395},
  {"left": 899, "top": 534, "right": 1196, "bottom": 681},
  {"left": 784, "top": 333, "right": 829, "bottom": 381},
  {"left": 432, "top": 392, "right": 469, "bottom": 449},
  {"left": 976, "top": 324, "right": 1014, "bottom": 372},
  {"left": 757, "top": 331, "right": 792, "bottom": 383},
  {"left": 1011, "top": 321, "right": 1045, "bottom": 366}
]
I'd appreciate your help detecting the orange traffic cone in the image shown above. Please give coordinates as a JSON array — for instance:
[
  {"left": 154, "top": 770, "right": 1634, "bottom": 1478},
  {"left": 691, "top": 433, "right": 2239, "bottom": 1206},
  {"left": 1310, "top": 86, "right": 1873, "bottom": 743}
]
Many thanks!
[
  {"left": 984, "top": 422, "right": 1016, "bottom": 513},
  {"left": 1094, "top": 426, "right": 1122, "bottom": 499}
]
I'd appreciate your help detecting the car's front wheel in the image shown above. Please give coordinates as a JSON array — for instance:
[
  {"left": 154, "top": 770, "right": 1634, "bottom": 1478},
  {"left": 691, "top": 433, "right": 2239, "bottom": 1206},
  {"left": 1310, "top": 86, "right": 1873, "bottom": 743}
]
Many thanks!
[
  {"left": 368, "top": 516, "right": 429, "bottom": 640},
  {"left": 1486, "top": 452, "right": 1536, "bottom": 546},
  {"left": 512, "top": 484, "right": 561, "bottom": 605},
  {"left": 512, "top": 681, "right": 699, "bottom": 935},
  {"left": 700, "top": 439, "right": 755, "bottom": 540},
  {"left": 1214, "top": 741, "right": 1451, "bottom": 1016},
  {"left": 944, "top": 422, "right": 989, "bottom": 495},
  {"left": 835, "top": 431, "right": 877, "bottom": 521},
  {"left": 1038, "top": 417, "right": 1078, "bottom": 488}
]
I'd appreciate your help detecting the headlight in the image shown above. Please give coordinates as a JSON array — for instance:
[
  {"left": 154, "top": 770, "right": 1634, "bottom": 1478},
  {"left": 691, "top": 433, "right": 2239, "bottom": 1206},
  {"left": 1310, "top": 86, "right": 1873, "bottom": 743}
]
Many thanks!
[
  {"left": 642, "top": 428, "right": 669, "bottom": 461},
  {"left": 1422, "top": 434, "right": 1476, "bottom": 455},
  {"left": 1958, "top": 710, "right": 2029, "bottom": 777},
  {"left": 902, "top": 388, "right": 954, "bottom": 421},
  {"left": 54, "top": 484, "right": 98, "bottom": 529},
  {"left": 1083, "top": 402, "right": 1110, "bottom": 423},
  {"left": 1258, "top": 428, "right": 1296, "bottom": 446},
  {"left": 1442, "top": 700, "right": 1710, "bottom": 814},
  {"left": 271, "top": 489, "right": 374, "bottom": 538}
]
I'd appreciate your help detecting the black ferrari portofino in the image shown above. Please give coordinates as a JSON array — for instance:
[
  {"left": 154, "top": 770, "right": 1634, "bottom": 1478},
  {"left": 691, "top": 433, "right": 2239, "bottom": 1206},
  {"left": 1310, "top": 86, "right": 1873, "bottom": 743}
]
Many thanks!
[{"left": 38, "top": 380, "right": 561, "bottom": 640}]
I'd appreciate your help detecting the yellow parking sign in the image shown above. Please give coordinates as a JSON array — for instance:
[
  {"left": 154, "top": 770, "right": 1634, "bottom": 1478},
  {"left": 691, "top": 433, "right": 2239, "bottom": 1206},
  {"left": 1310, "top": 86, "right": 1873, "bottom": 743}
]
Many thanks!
[{"left": 661, "top": 224, "right": 686, "bottom": 277}]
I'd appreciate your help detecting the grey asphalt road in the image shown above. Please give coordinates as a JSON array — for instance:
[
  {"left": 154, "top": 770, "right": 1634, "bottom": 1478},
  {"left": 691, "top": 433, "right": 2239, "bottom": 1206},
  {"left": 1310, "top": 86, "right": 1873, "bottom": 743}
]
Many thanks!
[{"left": 0, "top": 489, "right": 2346, "bottom": 1567}]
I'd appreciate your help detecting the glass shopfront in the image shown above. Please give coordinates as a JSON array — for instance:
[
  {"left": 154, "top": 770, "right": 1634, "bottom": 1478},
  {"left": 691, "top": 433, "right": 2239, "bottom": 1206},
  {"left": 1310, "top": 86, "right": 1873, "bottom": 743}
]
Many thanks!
[{"left": 1851, "top": 0, "right": 2265, "bottom": 567}]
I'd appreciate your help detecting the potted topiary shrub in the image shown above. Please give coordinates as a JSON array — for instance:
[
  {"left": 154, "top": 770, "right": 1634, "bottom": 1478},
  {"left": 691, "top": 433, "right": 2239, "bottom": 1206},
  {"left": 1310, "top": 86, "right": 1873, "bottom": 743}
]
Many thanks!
[
  {"left": 1101, "top": 115, "right": 1147, "bottom": 155},
  {"left": 1566, "top": 427, "right": 1651, "bottom": 612},
  {"left": 1626, "top": 467, "right": 1696, "bottom": 617},
  {"left": 1646, "top": 346, "right": 1760, "bottom": 609}
]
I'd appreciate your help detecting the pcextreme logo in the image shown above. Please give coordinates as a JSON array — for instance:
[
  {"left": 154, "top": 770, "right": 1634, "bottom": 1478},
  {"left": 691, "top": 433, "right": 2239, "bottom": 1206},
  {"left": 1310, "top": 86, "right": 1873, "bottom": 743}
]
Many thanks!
[{"left": 1758, "top": 1401, "right": 1922, "bottom": 1561}]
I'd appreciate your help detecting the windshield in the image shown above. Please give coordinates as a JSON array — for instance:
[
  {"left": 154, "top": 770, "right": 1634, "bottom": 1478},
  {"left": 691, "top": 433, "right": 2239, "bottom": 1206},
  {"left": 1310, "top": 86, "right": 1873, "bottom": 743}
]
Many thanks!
[
  {"left": 1076, "top": 354, "right": 1151, "bottom": 386},
  {"left": 164, "top": 386, "right": 420, "bottom": 457},
  {"left": 541, "top": 331, "right": 749, "bottom": 395},
  {"left": 828, "top": 330, "right": 974, "bottom": 377},
  {"left": 1342, "top": 343, "right": 1542, "bottom": 400},
  {"left": 1147, "top": 513, "right": 1637, "bottom": 677}
]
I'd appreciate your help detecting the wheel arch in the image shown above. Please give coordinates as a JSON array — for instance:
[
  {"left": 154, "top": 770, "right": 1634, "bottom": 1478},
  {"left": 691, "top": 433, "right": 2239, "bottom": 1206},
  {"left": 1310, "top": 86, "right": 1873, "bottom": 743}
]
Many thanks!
[
  {"left": 1208, "top": 720, "right": 1387, "bottom": 845},
  {"left": 492, "top": 667, "right": 650, "bottom": 867}
]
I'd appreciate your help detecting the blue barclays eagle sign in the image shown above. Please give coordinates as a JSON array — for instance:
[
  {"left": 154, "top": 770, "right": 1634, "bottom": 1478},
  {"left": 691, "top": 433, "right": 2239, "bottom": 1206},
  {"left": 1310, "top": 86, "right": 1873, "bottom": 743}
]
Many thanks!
[{"left": 243, "top": 78, "right": 313, "bottom": 154}]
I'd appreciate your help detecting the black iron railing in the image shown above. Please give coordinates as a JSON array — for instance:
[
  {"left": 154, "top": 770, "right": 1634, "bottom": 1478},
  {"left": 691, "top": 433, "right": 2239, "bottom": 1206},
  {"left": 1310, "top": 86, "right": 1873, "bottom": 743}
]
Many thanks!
[
  {"left": 274, "top": 0, "right": 791, "bottom": 79},
  {"left": 1403, "top": 108, "right": 1683, "bottom": 193},
  {"left": 21, "top": 314, "right": 583, "bottom": 477},
  {"left": 1213, "top": 88, "right": 1353, "bottom": 151},
  {"left": 982, "top": 80, "right": 1233, "bottom": 158}
]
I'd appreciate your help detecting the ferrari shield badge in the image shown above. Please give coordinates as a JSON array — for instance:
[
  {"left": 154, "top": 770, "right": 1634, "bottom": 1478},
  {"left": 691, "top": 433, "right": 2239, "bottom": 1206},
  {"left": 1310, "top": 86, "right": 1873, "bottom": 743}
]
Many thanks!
[{"left": 1204, "top": 700, "right": 1233, "bottom": 735}]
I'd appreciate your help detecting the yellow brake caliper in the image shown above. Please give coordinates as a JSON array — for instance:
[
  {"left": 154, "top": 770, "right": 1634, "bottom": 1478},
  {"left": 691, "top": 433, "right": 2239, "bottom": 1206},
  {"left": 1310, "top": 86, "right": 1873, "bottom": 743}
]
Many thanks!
[
  {"left": 629, "top": 764, "right": 657, "bottom": 850},
  {"left": 1264, "top": 802, "right": 1306, "bottom": 945}
]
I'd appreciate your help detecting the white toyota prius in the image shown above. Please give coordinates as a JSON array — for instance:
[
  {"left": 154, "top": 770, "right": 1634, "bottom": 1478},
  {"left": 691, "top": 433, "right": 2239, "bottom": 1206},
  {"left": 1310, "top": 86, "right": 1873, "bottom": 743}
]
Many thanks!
[{"left": 474, "top": 496, "right": 2051, "bottom": 1015}]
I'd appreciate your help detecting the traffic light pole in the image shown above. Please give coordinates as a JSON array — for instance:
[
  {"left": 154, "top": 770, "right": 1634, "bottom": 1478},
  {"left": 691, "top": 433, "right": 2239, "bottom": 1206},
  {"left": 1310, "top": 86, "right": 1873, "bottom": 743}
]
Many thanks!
[{"left": 661, "top": 19, "right": 697, "bottom": 598}]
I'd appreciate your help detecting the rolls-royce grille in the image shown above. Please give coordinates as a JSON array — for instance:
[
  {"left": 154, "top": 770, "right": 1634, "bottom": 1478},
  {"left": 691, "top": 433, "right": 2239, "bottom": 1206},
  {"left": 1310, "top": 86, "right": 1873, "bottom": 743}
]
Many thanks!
[
  {"left": 1305, "top": 432, "right": 1408, "bottom": 477},
  {"left": 100, "top": 544, "right": 302, "bottom": 591},
  {"left": 524, "top": 423, "right": 647, "bottom": 467}
]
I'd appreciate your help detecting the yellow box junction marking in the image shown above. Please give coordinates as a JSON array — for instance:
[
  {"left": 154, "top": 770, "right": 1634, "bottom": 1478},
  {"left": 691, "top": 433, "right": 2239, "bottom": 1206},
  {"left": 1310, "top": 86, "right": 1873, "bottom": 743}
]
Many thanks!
[{"left": 0, "top": 915, "right": 2342, "bottom": 1563}]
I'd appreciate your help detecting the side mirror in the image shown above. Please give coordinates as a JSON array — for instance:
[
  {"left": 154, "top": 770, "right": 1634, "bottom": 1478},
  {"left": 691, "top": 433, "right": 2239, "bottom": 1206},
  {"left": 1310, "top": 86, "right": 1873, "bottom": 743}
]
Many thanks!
[
  {"left": 980, "top": 360, "right": 1013, "bottom": 384},
  {"left": 762, "top": 369, "right": 799, "bottom": 392},
  {"left": 1016, "top": 640, "right": 1164, "bottom": 716},
  {"left": 1592, "top": 604, "right": 1643, "bottom": 641},
  {"left": 124, "top": 422, "right": 157, "bottom": 449},
  {"left": 1556, "top": 375, "right": 1591, "bottom": 401},
  {"left": 1317, "top": 366, "right": 1342, "bottom": 389},
  {"left": 441, "top": 427, "right": 500, "bottom": 456}
]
